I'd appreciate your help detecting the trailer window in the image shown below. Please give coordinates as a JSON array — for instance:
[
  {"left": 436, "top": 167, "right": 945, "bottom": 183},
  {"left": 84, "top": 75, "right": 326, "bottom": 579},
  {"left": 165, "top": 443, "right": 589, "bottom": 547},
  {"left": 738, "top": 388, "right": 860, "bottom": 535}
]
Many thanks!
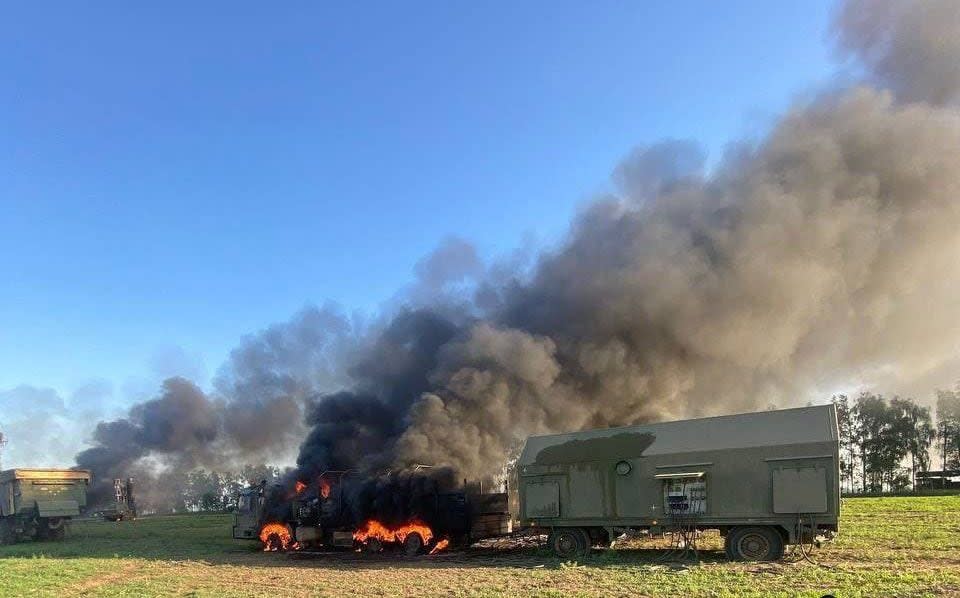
[{"left": 238, "top": 495, "right": 252, "bottom": 512}]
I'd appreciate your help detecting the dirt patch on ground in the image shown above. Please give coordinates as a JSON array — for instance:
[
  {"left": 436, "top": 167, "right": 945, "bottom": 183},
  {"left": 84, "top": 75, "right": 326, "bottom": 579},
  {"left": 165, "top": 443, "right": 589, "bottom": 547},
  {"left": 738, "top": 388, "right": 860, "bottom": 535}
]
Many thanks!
[{"left": 66, "top": 562, "right": 141, "bottom": 596}]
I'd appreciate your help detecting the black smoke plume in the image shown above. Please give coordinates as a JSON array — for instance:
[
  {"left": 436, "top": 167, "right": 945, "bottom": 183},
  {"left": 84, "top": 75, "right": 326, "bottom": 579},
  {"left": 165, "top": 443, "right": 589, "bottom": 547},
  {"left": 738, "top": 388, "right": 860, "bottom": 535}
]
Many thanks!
[
  {"left": 75, "top": 378, "right": 218, "bottom": 506},
  {"left": 76, "top": 0, "right": 960, "bottom": 507}
]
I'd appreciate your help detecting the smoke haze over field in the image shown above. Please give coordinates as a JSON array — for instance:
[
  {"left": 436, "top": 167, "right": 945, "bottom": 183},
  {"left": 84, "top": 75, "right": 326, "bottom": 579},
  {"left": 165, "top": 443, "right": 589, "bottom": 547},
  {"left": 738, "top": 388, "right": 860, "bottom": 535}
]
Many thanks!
[{"left": 32, "top": 0, "right": 960, "bottom": 502}]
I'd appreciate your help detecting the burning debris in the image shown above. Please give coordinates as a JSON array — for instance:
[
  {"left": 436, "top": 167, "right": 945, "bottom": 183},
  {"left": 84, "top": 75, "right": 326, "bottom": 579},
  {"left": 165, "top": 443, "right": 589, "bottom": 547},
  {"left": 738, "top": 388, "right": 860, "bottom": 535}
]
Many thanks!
[
  {"left": 319, "top": 479, "right": 331, "bottom": 499},
  {"left": 429, "top": 539, "right": 450, "bottom": 555}
]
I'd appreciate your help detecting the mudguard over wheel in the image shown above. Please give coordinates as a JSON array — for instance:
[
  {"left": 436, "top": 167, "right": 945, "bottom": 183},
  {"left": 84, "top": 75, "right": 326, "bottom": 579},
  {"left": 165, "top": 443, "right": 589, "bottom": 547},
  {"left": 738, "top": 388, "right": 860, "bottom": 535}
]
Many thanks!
[{"left": 725, "top": 526, "right": 784, "bottom": 561}]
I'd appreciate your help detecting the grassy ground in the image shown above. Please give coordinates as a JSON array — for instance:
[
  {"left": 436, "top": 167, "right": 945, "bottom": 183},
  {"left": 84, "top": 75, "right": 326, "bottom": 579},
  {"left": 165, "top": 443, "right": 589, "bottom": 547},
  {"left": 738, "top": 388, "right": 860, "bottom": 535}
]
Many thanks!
[{"left": 1, "top": 496, "right": 958, "bottom": 597}]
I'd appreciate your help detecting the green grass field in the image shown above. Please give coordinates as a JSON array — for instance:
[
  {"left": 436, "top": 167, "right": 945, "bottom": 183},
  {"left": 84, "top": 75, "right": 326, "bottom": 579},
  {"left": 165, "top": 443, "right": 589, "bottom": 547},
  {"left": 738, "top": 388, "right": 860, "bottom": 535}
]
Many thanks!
[{"left": 1, "top": 496, "right": 958, "bottom": 597}]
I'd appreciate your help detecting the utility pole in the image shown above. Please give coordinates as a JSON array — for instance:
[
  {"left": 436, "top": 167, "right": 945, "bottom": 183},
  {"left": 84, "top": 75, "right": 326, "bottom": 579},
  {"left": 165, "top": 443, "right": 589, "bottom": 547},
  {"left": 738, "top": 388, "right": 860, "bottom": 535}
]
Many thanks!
[{"left": 0, "top": 431, "right": 6, "bottom": 471}]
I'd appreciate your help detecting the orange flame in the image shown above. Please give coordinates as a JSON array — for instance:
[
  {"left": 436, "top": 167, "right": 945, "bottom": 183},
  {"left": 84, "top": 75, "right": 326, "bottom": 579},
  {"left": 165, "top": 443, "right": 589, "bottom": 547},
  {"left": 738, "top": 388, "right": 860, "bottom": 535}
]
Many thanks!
[
  {"left": 353, "top": 519, "right": 434, "bottom": 546},
  {"left": 429, "top": 539, "right": 450, "bottom": 555},
  {"left": 294, "top": 481, "right": 307, "bottom": 495},
  {"left": 259, "top": 522, "right": 299, "bottom": 552},
  {"left": 320, "top": 479, "right": 331, "bottom": 499}
]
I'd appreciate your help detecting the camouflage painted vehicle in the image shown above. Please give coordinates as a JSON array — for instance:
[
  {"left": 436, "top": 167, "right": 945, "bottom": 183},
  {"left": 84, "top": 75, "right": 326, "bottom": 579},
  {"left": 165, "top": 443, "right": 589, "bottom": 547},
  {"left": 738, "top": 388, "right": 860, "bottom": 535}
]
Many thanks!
[
  {"left": 518, "top": 405, "right": 840, "bottom": 561},
  {"left": 0, "top": 469, "right": 91, "bottom": 544}
]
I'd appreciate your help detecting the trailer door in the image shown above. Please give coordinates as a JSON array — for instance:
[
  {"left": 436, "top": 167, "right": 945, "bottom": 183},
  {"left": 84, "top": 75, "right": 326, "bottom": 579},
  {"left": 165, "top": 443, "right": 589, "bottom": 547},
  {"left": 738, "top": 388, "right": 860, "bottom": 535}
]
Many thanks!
[{"left": 772, "top": 466, "right": 828, "bottom": 514}]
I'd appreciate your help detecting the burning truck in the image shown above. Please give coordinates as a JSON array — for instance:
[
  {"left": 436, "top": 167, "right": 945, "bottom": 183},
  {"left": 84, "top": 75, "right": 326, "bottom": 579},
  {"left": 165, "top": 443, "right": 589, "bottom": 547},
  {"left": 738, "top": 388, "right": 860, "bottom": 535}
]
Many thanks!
[
  {"left": 233, "top": 467, "right": 512, "bottom": 555},
  {"left": 235, "top": 405, "right": 840, "bottom": 561}
]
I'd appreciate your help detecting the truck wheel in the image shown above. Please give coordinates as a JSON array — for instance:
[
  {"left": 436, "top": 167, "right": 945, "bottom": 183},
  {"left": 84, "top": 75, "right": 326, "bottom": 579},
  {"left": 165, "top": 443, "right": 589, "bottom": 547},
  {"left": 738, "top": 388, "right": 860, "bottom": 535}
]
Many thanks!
[
  {"left": 725, "top": 527, "right": 784, "bottom": 562},
  {"left": 0, "top": 520, "right": 13, "bottom": 545},
  {"left": 548, "top": 528, "right": 588, "bottom": 559},
  {"left": 402, "top": 532, "right": 424, "bottom": 556},
  {"left": 34, "top": 519, "right": 48, "bottom": 541},
  {"left": 46, "top": 519, "right": 66, "bottom": 541},
  {"left": 364, "top": 538, "right": 383, "bottom": 553}
]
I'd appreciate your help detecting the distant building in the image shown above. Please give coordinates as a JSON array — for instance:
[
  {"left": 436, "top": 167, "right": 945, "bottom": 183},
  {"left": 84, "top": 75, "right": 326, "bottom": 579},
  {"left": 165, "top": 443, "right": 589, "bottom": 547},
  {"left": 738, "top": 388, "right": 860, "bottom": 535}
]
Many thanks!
[{"left": 916, "top": 470, "right": 960, "bottom": 490}]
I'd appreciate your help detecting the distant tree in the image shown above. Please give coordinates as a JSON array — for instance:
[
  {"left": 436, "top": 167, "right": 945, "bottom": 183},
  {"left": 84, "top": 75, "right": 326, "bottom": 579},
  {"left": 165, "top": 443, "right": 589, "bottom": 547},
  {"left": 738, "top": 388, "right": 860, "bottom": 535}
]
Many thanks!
[
  {"left": 853, "top": 393, "right": 908, "bottom": 493},
  {"left": 853, "top": 393, "right": 883, "bottom": 493},
  {"left": 832, "top": 395, "right": 857, "bottom": 493},
  {"left": 890, "top": 397, "right": 934, "bottom": 490},
  {"left": 936, "top": 385, "right": 960, "bottom": 470},
  {"left": 240, "top": 464, "right": 281, "bottom": 486}
]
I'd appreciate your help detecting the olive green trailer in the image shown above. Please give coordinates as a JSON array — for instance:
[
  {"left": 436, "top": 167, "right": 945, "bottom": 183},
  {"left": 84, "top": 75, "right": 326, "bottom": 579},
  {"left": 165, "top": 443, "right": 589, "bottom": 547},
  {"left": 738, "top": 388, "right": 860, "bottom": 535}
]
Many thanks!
[
  {"left": 0, "top": 468, "right": 91, "bottom": 544},
  {"left": 518, "top": 404, "right": 840, "bottom": 561}
]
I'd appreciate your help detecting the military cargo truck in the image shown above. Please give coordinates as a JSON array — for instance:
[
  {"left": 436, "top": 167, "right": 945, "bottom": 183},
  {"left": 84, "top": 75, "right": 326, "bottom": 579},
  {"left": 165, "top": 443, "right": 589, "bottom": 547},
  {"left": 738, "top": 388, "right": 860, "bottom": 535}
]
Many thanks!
[
  {"left": 518, "top": 405, "right": 840, "bottom": 561},
  {"left": 0, "top": 469, "right": 91, "bottom": 544},
  {"left": 234, "top": 471, "right": 512, "bottom": 553}
]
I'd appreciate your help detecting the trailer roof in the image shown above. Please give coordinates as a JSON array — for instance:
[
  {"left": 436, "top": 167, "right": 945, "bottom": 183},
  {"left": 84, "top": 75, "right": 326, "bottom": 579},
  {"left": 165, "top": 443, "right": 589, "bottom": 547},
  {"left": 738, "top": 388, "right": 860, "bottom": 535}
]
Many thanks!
[
  {"left": 519, "top": 404, "right": 838, "bottom": 466},
  {"left": 0, "top": 469, "right": 92, "bottom": 483}
]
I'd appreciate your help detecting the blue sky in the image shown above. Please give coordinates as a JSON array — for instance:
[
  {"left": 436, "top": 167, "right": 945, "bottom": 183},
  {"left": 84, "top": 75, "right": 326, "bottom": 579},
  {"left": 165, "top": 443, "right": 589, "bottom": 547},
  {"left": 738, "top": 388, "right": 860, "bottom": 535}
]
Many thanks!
[{"left": 1, "top": 1, "right": 835, "bottom": 408}]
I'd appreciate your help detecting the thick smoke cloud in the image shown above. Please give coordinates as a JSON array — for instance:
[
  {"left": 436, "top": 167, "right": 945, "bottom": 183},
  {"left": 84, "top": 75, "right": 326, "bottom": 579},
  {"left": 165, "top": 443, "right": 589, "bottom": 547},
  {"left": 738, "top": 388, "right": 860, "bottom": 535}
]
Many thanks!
[
  {"left": 73, "top": 306, "right": 356, "bottom": 507},
  {"left": 391, "top": 85, "right": 960, "bottom": 478},
  {"left": 75, "top": 378, "right": 220, "bottom": 505},
  {"left": 296, "top": 309, "right": 460, "bottom": 478},
  {"left": 837, "top": 0, "right": 960, "bottom": 105},
  {"left": 299, "top": 0, "right": 960, "bottom": 481},
  {"left": 215, "top": 304, "right": 354, "bottom": 464},
  {"left": 72, "top": 0, "right": 960, "bottom": 502}
]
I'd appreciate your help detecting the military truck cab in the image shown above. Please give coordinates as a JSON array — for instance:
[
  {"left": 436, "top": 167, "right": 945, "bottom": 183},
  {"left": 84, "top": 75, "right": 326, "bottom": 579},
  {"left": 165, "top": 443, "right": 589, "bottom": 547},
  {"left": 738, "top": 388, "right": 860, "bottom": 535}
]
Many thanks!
[
  {"left": 518, "top": 405, "right": 840, "bottom": 561},
  {"left": 233, "top": 481, "right": 267, "bottom": 540}
]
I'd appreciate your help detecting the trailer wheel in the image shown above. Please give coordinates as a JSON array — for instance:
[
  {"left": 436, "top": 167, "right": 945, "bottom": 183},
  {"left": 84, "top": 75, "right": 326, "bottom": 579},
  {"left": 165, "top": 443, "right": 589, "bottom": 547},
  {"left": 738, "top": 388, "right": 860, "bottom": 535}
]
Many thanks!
[
  {"left": 548, "top": 528, "right": 588, "bottom": 559},
  {"left": 402, "top": 532, "right": 424, "bottom": 556},
  {"left": 725, "top": 527, "right": 784, "bottom": 562}
]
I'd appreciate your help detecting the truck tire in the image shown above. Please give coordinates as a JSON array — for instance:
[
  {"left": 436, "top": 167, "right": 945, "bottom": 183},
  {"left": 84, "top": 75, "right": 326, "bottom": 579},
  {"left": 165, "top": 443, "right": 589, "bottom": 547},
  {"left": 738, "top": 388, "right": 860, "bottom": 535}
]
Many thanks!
[
  {"left": 725, "top": 527, "right": 784, "bottom": 562},
  {"left": 364, "top": 538, "right": 383, "bottom": 553},
  {"left": 46, "top": 519, "right": 66, "bottom": 541},
  {"left": 548, "top": 528, "right": 588, "bottom": 559},
  {"left": 0, "top": 519, "right": 13, "bottom": 545},
  {"left": 402, "top": 532, "right": 424, "bottom": 556}
]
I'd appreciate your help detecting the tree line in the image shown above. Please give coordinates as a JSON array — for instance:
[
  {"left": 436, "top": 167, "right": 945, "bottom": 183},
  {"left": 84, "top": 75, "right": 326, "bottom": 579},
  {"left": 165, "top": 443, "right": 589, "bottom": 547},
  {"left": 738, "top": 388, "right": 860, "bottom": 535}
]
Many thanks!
[
  {"left": 833, "top": 383, "right": 960, "bottom": 494},
  {"left": 130, "top": 464, "right": 282, "bottom": 514}
]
